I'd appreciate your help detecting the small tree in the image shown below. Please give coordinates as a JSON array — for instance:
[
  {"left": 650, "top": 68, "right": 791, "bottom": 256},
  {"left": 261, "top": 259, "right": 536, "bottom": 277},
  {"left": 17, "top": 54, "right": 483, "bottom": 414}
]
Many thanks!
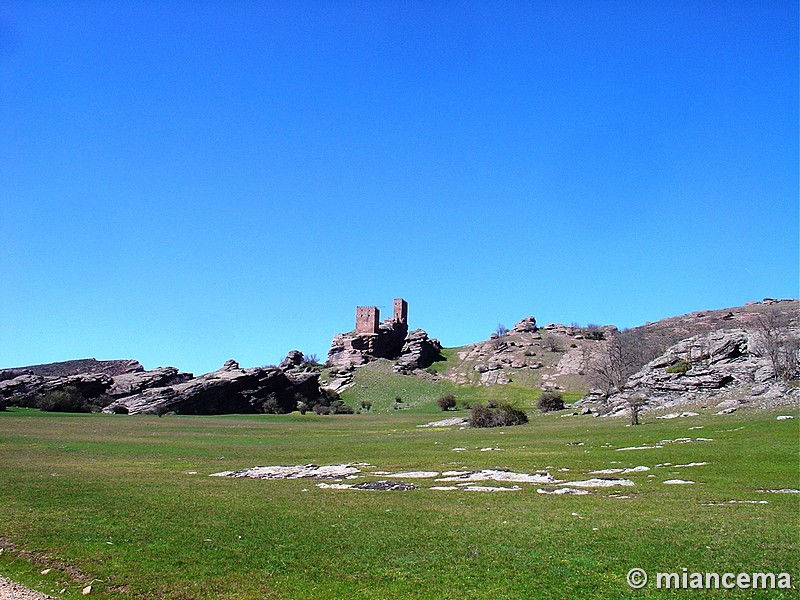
[
  {"left": 302, "top": 353, "right": 321, "bottom": 367},
  {"left": 437, "top": 394, "right": 457, "bottom": 411},
  {"left": 628, "top": 393, "right": 647, "bottom": 426},
  {"left": 753, "top": 314, "right": 800, "bottom": 381},
  {"left": 543, "top": 336, "right": 563, "bottom": 353},
  {"left": 495, "top": 323, "right": 508, "bottom": 337}
]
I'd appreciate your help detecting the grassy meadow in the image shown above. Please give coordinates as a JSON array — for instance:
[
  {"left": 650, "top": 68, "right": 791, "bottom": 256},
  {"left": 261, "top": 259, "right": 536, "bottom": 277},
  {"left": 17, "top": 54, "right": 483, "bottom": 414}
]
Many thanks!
[{"left": 1, "top": 403, "right": 798, "bottom": 599}]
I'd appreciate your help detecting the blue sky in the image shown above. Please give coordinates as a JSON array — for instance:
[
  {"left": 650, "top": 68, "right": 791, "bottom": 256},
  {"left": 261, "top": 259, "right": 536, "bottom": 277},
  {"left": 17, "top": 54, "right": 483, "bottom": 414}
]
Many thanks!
[{"left": 1, "top": 1, "right": 797, "bottom": 375}]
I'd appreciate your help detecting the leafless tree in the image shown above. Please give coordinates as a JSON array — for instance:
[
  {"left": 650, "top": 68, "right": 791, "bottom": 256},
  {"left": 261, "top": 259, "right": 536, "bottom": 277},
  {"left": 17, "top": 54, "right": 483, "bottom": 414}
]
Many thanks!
[
  {"left": 586, "top": 331, "right": 662, "bottom": 401},
  {"left": 543, "top": 335, "right": 563, "bottom": 353},
  {"left": 752, "top": 314, "right": 800, "bottom": 381},
  {"left": 627, "top": 393, "right": 647, "bottom": 425},
  {"left": 495, "top": 323, "right": 508, "bottom": 337}
]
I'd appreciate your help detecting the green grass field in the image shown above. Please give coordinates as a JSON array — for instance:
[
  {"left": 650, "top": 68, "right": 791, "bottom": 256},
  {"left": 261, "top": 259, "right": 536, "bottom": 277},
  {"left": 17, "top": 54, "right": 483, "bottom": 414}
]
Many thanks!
[{"left": 1, "top": 404, "right": 798, "bottom": 599}]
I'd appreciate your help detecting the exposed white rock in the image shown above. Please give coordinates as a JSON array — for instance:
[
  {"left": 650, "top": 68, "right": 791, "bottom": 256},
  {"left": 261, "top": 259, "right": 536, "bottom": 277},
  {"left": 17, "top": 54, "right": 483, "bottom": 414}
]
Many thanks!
[
  {"left": 417, "top": 417, "right": 469, "bottom": 428},
  {"left": 536, "top": 487, "right": 590, "bottom": 495},
  {"left": 462, "top": 485, "right": 520, "bottom": 492},
  {"left": 210, "top": 464, "right": 361, "bottom": 480},
  {"left": 386, "top": 471, "right": 439, "bottom": 478},
  {"left": 435, "top": 469, "right": 558, "bottom": 484},
  {"left": 558, "top": 478, "right": 634, "bottom": 488}
]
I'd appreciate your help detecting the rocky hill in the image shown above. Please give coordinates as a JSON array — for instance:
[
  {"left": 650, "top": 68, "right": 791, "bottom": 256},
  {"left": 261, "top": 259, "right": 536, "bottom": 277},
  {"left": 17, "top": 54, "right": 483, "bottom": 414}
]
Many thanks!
[
  {"left": 428, "top": 298, "right": 798, "bottom": 413},
  {"left": 1, "top": 358, "right": 144, "bottom": 379}
]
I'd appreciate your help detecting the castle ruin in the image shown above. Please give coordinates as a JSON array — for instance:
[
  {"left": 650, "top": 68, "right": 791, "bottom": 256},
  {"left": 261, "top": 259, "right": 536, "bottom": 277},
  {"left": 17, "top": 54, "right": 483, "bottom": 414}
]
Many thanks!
[
  {"left": 355, "top": 298, "right": 408, "bottom": 334},
  {"left": 327, "top": 297, "right": 442, "bottom": 370}
]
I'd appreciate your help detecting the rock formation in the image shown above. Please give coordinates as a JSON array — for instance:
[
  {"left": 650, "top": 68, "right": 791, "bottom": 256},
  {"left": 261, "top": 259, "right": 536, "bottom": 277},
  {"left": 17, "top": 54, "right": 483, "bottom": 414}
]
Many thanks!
[
  {"left": 103, "top": 354, "right": 321, "bottom": 415},
  {"left": 107, "top": 367, "right": 193, "bottom": 398},
  {"left": 584, "top": 327, "right": 800, "bottom": 415},
  {"left": 2, "top": 353, "right": 322, "bottom": 416}
]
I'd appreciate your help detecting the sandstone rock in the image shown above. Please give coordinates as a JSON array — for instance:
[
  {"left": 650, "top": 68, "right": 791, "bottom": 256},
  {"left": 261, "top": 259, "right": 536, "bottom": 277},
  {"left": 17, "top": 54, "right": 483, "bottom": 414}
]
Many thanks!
[
  {"left": 279, "top": 350, "right": 305, "bottom": 370},
  {"left": 512, "top": 316, "right": 537, "bottom": 333},
  {"left": 107, "top": 367, "right": 193, "bottom": 398},
  {"left": 326, "top": 319, "right": 408, "bottom": 367},
  {"left": 395, "top": 329, "right": 443, "bottom": 371},
  {"left": 42, "top": 372, "right": 113, "bottom": 398},
  {"left": 104, "top": 352, "right": 321, "bottom": 415}
]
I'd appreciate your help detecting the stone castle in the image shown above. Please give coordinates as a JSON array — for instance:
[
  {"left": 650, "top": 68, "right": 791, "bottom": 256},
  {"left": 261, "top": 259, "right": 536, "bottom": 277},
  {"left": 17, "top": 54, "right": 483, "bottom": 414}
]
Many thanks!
[
  {"left": 355, "top": 298, "right": 408, "bottom": 334},
  {"left": 326, "top": 298, "right": 442, "bottom": 371}
]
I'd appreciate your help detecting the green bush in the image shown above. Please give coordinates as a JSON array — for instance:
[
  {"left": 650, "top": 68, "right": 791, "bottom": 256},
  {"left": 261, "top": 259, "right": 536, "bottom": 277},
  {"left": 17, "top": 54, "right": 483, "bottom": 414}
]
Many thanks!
[
  {"left": 468, "top": 402, "right": 528, "bottom": 428},
  {"left": 537, "top": 391, "right": 565, "bottom": 412},
  {"left": 35, "top": 386, "right": 97, "bottom": 413},
  {"left": 666, "top": 360, "right": 692, "bottom": 374},
  {"left": 585, "top": 330, "right": 606, "bottom": 341}
]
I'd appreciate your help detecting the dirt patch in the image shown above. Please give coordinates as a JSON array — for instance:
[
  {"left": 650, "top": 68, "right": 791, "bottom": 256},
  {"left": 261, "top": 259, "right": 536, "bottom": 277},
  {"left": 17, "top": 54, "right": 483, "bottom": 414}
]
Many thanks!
[{"left": 0, "top": 577, "right": 56, "bottom": 600}]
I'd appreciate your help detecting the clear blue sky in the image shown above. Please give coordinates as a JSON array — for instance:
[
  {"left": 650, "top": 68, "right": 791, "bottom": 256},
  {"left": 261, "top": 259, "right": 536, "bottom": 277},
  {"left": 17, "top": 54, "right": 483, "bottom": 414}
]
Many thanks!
[{"left": 1, "top": 1, "right": 797, "bottom": 375}]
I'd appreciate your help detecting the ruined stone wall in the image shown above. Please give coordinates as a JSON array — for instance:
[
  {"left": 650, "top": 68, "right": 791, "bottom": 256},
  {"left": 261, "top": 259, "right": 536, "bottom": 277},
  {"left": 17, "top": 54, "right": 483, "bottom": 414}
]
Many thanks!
[
  {"left": 393, "top": 298, "right": 408, "bottom": 323},
  {"left": 356, "top": 306, "right": 379, "bottom": 334}
]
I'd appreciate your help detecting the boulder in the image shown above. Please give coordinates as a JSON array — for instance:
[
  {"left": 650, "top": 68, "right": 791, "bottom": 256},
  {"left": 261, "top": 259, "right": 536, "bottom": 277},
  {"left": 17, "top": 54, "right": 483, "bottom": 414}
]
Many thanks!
[
  {"left": 512, "top": 317, "right": 537, "bottom": 333},
  {"left": 107, "top": 367, "right": 193, "bottom": 398},
  {"left": 395, "top": 329, "right": 443, "bottom": 371}
]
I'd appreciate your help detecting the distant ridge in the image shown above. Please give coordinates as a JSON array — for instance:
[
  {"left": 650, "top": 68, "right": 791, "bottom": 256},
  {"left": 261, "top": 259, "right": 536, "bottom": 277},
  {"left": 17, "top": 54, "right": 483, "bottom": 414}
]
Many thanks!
[{"left": 2, "top": 358, "right": 144, "bottom": 379}]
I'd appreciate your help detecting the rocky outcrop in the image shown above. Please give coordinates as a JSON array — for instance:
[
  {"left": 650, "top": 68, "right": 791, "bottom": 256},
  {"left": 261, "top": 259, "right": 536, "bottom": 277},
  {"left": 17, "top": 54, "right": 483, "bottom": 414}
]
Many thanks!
[
  {"left": 0, "top": 371, "right": 114, "bottom": 402},
  {"left": 1, "top": 353, "right": 321, "bottom": 415},
  {"left": 1, "top": 358, "right": 143, "bottom": 378},
  {"left": 107, "top": 367, "right": 193, "bottom": 398},
  {"left": 104, "top": 353, "right": 321, "bottom": 415},
  {"left": 590, "top": 328, "right": 800, "bottom": 415},
  {"left": 394, "top": 330, "right": 443, "bottom": 372},
  {"left": 326, "top": 319, "right": 409, "bottom": 367},
  {"left": 512, "top": 316, "right": 538, "bottom": 333}
]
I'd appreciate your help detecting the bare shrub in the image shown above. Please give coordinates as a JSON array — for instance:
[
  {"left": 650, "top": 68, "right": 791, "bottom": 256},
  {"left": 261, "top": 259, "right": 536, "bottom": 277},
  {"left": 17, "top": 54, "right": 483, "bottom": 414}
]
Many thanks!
[
  {"left": 537, "top": 391, "right": 565, "bottom": 412},
  {"left": 468, "top": 403, "right": 528, "bottom": 428},
  {"left": 543, "top": 336, "right": 563, "bottom": 352},
  {"left": 437, "top": 394, "right": 457, "bottom": 411}
]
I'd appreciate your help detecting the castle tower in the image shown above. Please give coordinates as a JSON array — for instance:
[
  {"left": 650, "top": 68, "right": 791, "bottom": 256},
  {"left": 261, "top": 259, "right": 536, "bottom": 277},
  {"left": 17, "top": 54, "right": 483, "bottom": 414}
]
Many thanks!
[
  {"left": 355, "top": 306, "right": 380, "bottom": 334},
  {"left": 393, "top": 298, "right": 408, "bottom": 324}
]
